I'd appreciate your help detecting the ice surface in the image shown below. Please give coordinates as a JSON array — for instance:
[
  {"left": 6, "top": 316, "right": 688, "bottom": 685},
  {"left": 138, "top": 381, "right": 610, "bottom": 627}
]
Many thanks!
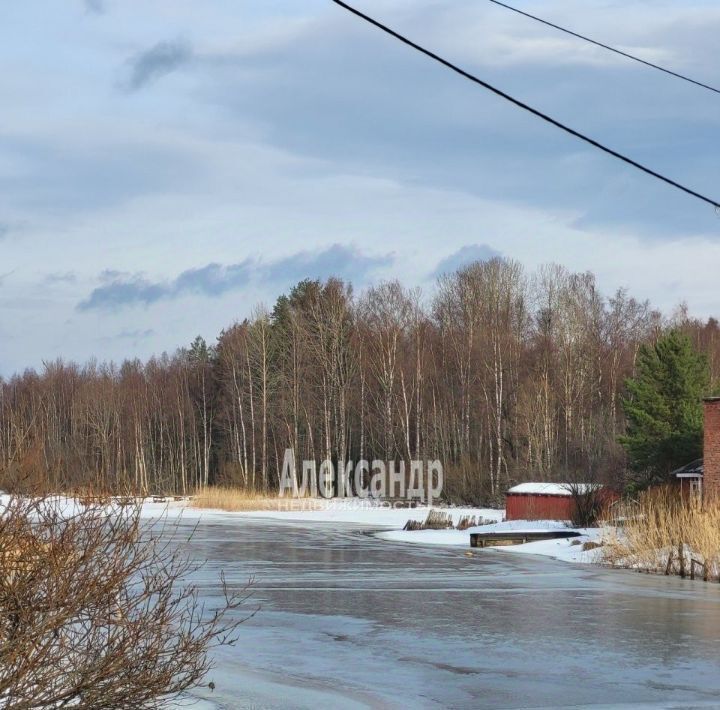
[{"left": 175, "top": 517, "right": 720, "bottom": 709}]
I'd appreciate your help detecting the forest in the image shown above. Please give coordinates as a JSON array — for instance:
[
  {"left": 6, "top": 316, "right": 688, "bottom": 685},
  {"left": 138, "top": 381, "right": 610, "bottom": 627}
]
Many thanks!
[{"left": 1, "top": 258, "right": 718, "bottom": 503}]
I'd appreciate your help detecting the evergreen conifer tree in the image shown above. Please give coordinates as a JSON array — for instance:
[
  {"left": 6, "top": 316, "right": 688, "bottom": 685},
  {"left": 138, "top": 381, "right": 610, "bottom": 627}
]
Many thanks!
[{"left": 621, "top": 330, "right": 709, "bottom": 488}]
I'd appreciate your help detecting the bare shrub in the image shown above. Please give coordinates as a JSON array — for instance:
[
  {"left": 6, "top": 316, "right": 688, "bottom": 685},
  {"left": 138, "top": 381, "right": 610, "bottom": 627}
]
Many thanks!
[
  {"left": 603, "top": 488, "right": 720, "bottom": 581},
  {"left": 566, "top": 483, "right": 607, "bottom": 527},
  {"left": 0, "top": 496, "right": 253, "bottom": 708},
  {"left": 442, "top": 460, "right": 494, "bottom": 506}
]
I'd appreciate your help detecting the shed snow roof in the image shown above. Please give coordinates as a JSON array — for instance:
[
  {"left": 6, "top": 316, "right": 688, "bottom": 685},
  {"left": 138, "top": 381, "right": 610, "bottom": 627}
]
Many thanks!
[{"left": 507, "top": 482, "right": 601, "bottom": 496}]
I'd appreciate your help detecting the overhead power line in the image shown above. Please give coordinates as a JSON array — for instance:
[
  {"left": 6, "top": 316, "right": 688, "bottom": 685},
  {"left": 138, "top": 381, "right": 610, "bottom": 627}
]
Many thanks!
[
  {"left": 330, "top": 0, "right": 720, "bottom": 210},
  {"left": 488, "top": 0, "right": 720, "bottom": 96}
]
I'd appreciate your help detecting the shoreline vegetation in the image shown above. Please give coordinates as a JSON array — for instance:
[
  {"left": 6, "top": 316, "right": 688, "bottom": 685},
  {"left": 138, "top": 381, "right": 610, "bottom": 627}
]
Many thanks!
[
  {"left": 192, "top": 486, "right": 332, "bottom": 512},
  {"left": 604, "top": 489, "right": 720, "bottom": 582}
]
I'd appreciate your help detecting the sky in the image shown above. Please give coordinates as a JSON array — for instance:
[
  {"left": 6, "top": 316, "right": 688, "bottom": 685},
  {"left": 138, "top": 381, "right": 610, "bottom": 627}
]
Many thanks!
[{"left": 1, "top": 0, "right": 719, "bottom": 375}]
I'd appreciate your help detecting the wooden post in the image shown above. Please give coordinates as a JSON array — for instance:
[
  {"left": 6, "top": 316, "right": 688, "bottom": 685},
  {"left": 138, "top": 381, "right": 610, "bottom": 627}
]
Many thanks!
[{"left": 678, "top": 542, "right": 686, "bottom": 579}]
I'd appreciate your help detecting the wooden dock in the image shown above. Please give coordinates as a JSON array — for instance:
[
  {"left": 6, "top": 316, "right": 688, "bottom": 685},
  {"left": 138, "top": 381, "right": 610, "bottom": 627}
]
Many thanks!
[{"left": 470, "top": 530, "right": 581, "bottom": 548}]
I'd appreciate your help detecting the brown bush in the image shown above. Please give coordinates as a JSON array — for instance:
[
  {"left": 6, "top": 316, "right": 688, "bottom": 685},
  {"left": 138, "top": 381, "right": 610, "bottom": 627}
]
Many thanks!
[{"left": 0, "top": 496, "right": 253, "bottom": 708}]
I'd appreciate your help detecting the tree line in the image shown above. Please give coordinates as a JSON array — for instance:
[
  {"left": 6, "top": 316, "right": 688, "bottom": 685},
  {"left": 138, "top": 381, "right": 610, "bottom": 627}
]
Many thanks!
[{"left": 1, "top": 258, "right": 718, "bottom": 502}]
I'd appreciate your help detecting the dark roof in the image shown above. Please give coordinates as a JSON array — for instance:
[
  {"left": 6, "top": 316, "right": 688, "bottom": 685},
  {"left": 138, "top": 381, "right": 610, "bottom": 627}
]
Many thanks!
[{"left": 673, "top": 458, "right": 703, "bottom": 477}]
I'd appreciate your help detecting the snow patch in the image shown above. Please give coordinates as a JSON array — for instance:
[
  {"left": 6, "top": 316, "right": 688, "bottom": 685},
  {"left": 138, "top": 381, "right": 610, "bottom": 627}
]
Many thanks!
[
  {"left": 237, "top": 501, "right": 504, "bottom": 528},
  {"left": 507, "top": 482, "right": 600, "bottom": 496},
  {"left": 377, "top": 519, "right": 606, "bottom": 564}
]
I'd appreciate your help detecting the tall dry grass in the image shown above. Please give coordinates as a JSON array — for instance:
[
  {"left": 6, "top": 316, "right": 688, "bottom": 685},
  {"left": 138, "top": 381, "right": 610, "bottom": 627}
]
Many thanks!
[
  {"left": 191, "top": 486, "right": 325, "bottom": 513},
  {"left": 603, "top": 487, "right": 720, "bottom": 581}
]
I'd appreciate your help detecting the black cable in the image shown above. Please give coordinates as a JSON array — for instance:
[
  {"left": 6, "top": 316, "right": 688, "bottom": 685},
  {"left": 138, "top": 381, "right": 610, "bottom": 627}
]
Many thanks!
[
  {"left": 331, "top": 0, "right": 720, "bottom": 210},
  {"left": 489, "top": 0, "right": 720, "bottom": 96}
]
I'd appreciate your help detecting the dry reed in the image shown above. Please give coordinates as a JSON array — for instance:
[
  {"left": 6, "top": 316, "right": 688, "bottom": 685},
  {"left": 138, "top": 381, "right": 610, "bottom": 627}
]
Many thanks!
[
  {"left": 191, "top": 486, "right": 325, "bottom": 513},
  {"left": 603, "top": 487, "right": 720, "bottom": 581}
]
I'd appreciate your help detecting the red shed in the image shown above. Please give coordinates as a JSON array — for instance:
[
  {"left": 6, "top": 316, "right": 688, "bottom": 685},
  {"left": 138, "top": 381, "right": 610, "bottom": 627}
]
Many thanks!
[{"left": 505, "top": 482, "right": 616, "bottom": 521}]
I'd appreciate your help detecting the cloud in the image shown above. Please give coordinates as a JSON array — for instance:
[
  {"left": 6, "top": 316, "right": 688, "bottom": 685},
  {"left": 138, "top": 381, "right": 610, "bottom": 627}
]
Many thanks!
[
  {"left": 95, "top": 328, "right": 155, "bottom": 346},
  {"left": 124, "top": 40, "right": 192, "bottom": 91},
  {"left": 172, "top": 261, "right": 253, "bottom": 298},
  {"left": 99, "top": 269, "right": 128, "bottom": 282},
  {"left": 77, "top": 244, "right": 392, "bottom": 312},
  {"left": 84, "top": 0, "right": 105, "bottom": 14},
  {"left": 0, "top": 224, "right": 9, "bottom": 240},
  {"left": 78, "top": 275, "right": 167, "bottom": 311},
  {"left": 44, "top": 271, "right": 77, "bottom": 284},
  {"left": 204, "top": 1, "right": 720, "bottom": 240},
  {"left": 117, "top": 328, "right": 154, "bottom": 339},
  {"left": 263, "top": 244, "right": 391, "bottom": 284},
  {"left": 4, "top": 0, "right": 720, "bottom": 376},
  {"left": 431, "top": 244, "right": 502, "bottom": 278}
]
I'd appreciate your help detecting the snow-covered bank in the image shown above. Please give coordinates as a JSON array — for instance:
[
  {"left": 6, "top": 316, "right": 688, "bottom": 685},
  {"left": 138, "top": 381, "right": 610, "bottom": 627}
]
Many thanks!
[
  {"left": 0, "top": 493, "right": 196, "bottom": 521},
  {"left": 236, "top": 501, "right": 503, "bottom": 528},
  {"left": 230, "top": 499, "right": 606, "bottom": 565},
  {"left": 376, "top": 519, "right": 606, "bottom": 564},
  {"left": 0, "top": 493, "right": 502, "bottom": 529}
]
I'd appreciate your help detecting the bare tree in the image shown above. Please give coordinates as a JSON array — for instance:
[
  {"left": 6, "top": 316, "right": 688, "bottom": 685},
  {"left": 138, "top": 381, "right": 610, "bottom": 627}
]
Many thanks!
[{"left": 1, "top": 261, "right": 718, "bottom": 504}]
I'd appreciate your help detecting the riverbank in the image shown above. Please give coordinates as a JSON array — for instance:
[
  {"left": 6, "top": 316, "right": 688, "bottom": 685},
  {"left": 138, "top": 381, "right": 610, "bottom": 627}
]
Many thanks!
[
  {"left": 375, "top": 520, "right": 605, "bottom": 563},
  {"left": 0, "top": 493, "right": 606, "bottom": 565},
  {"left": 215, "top": 498, "right": 607, "bottom": 564}
]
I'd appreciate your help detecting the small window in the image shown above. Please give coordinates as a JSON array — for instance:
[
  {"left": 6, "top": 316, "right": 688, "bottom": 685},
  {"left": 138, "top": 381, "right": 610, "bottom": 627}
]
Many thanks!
[{"left": 690, "top": 478, "right": 702, "bottom": 501}]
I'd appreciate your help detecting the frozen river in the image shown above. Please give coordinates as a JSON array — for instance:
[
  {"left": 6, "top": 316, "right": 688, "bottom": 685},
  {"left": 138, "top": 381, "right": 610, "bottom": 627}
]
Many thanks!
[{"left": 181, "top": 516, "right": 720, "bottom": 709}]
